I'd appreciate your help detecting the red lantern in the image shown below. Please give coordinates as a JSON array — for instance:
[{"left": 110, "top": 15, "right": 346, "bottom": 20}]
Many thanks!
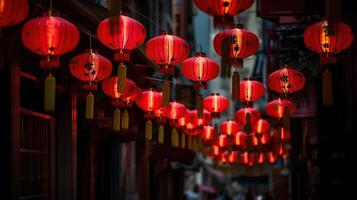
[
  {"left": 212, "top": 144, "right": 221, "bottom": 157},
  {"left": 219, "top": 151, "right": 229, "bottom": 164},
  {"left": 256, "top": 152, "right": 265, "bottom": 164},
  {"left": 181, "top": 52, "right": 219, "bottom": 88},
  {"left": 233, "top": 131, "right": 248, "bottom": 149},
  {"left": 165, "top": 101, "right": 187, "bottom": 125},
  {"left": 276, "top": 143, "right": 289, "bottom": 158},
  {"left": 240, "top": 79, "right": 265, "bottom": 104},
  {"left": 69, "top": 50, "right": 112, "bottom": 82},
  {"left": 0, "top": 0, "right": 29, "bottom": 27},
  {"left": 253, "top": 119, "right": 270, "bottom": 136},
  {"left": 102, "top": 77, "right": 138, "bottom": 102},
  {"left": 146, "top": 31, "right": 190, "bottom": 74},
  {"left": 213, "top": 25, "right": 259, "bottom": 67},
  {"left": 202, "top": 125, "right": 215, "bottom": 142},
  {"left": 304, "top": 20, "right": 353, "bottom": 64},
  {"left": 220, "top": 120, "right": 241, "bottom": 136},
  {"left": 153, "top": 107, "right": 167, "bottom": 124},
  {"left": 259, "top": 130, "right": 271, "bottom": 145},
  {"left": 203, "top": 93, "right": 230, "bottom": 117},
  {"left": 194, "top": 0, "right": 254, "bottom": 27},
  {"left": 268, "top": 67, "right": 305, "bottom": 94},
  {"left": 22, "top": 11, "right": 80, "bottom": 111},
  {"left": 191, "top": 109, "right": 212, "bottom": 127},
  {"left": 97, "top": 15, "right": 146, "bottom": 62},
  {"left": 228, "top": 151, "right": 238, "bottom": 163},
  {"left": 22, "top": 12, "right": 80, "bottom": 69},
  {"left": 265, "top": 99, "right": 296, "bottom": 118},
  {"left": 267, "top": 151, "right": 277, "bottom": 164},
  {"left": 251, "top": 134, "right": 259, "bottom": 147},
  {"left": 217, "top": 134, "right": 229, "bottom": 148},
  {"left": 240, "top": 151, "right": 249, "bottom": 165},
  {"left": 248, "top": 153, "right": 255, "bottom": 167},
  {"left": 235, "top": 107, "right": 261, "bottom": 126},
  {"left": 275, "top": 127, "right": 291, "bottom": 142}
]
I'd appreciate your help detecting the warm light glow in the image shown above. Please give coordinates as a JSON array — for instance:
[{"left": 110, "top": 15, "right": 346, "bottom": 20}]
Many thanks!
[
  {"left": 196, "top": 56, "right": 204, "bottom": 80},
  {"left": 223, "top": 0, "right": 232, "bottom": 14},
  {"left": 257, "top": 153, "right": 264, "bottom": 164},
  {"left": 164, "top": 34, "right": 174, "bottom": 64},
  {"left": 88, "top": 51, "right": 99, "bottom": 80},
  {"left": 46, "top": 16, "right": 59, "bottom": 55},
  {"left": 0, "top": 0, "right": 5, "bottom": 14},
  {"left": 268, "top": 152, "right": 276, "bottom": 163},
  {"left": 246, "top": 80, "right": 252, "bottom": 101},
  {"left": 241, "top": 152, "right": 248, "bottom": 164},
  {"left": 320, "top": 20, "right": 330, "bottom": 53},
  {"left": 232, "top": 28, "right": 243, "bottom": 58},
  {"left": 277, "top": 98, "right": 283, "bottom": 118},
  {"left": 213, "top": 95, "right": 219, "bottom": 112},
  {"left": 148, "top": 90, "right": 154, "bottom": 111},
  {"left": 213, "top": 145, "right": 220, "bottom": 156}
]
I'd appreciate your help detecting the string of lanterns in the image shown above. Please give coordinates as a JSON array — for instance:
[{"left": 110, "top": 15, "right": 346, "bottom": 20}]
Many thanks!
[{"left": 1, "top": 0, "right": 354, "bottom": 167}]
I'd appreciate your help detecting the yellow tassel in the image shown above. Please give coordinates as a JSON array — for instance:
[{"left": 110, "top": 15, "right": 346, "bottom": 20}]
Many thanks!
[
  {"left": 44, "top": 74, "right": 56, "bottom": 111},
  {"left": 85, "top": 92, "right": 94, "bottom": 119},
  {"left": 245, "top": 113, "right": 252, "bottom": 133},
  {"left": 118, "top": 63, "right": 127, "bottom": 94},
  {"left": 158, "top": 124, "right": 164, "bottom": 144},
  {"left": 121, "top": 109, "right": 129, "bottom": 130},
  {"left": 171, "top": 128, "right": 179, "bottom": 147},
  {"left": 283, "top": 106, "right": 290, "bottom": 130},
  {"left": 113, "top": 108, "right": 121, "bottom": 131},
  {"left": 197, "top": 95, "right": 203, "bottom": 118},
  {"left": 145, "top": 120, "right": 153, "bottom": 140},
  {"left": 181, "top": 132, "right": 186, "bottom": 149},
  {"left": 162, "top": 80, "right": 170, "bottom": 107},
  {"left": 232, "top": 71, "right": 240, "bottom": 100},
  {"left": 187, "top": 135, "right": 193, "bottom": 150},
  {"left": 322, "top": 68, "right": 333, "bottom": 106}
]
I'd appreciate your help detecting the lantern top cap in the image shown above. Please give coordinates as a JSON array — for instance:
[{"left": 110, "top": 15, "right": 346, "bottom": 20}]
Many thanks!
[
  {"left": 233, "top": 24, "right": 245, "bottom": 29},
  {"left": 211, "top": 93, "right": 220, "bottom": 96},
  {"left": 43, "top": 10, "right": 60, "bottom": 17},
  {"left": 195, "top": 52, "right": 206, "bottom": 57},
  {"left": 160, "top": 30, "right": 173, "bottom": 35}
]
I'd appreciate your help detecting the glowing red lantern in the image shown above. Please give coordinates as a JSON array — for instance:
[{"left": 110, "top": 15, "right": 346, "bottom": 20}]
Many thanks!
[
  {"left": 251, "top": 134, "right": 259, "bottom": 147},
  {"left": 274, "top": 127, "right": 291, "bottom": 142},
  {"left": 268, "top": 67, "right": 305, "bottom": 94},
  {"left": 153, "top": 107, "right": 166, "bottom": 123},
  {"left": 135, "top": 89, "right": 163, "bottom": 140},
  {"left": 248, "top": 153, "right": 255, "bottom": 167},
  {"left": 97, "top": 15, "right": 146, "bottom": 62},
  {"left": 165, "top": 102, "right": 187, "bottom": 121},
  {"left": 219, "top": 151, "right": 229, "bottom": 164},
  {"left": 70, "top": 50, "right": 112, "bottom": 82},
  {"left": 194, "top": 0, "right": 254, "bottom": 27},
  {"left": 22, "top": 11, "right": 80, "bottom": 111},
  {"left": 202, "top": 125, "right": 215, "bottom": 142},
  {"left": 217, "top": 134, "right": 229, "bottom": 148},
  {"left": 212, "top": 144, "right": 221, "bottom": 157},
  {"left": 191, "top": 109, "right": 212, "bottom": 127},
  {"left": 235, "top": 107, "right": 261, "bottom": 126},
  {"left": 304, "top": 20, "right": 353, "bottom": 64},
  {"left": 203, "top": 93, "right": 230, "bottom": 117},
  {"left": 102, "top": 77, "right": 140, "bottom": 131},
  {"left": 265, "top": 99, "right": 296, "bottom": 118},
  {"left": 220, "top": 120, "right": 241, "bottom": 136},
  {"left": 214, "top": 25, "right": 259, "bottom": 67},
  {"left": 253, "top": 119, "right": 270, "bottom": 137},
  {"left": 22, "top": 12, "right": 80, "bottom": 69},
  {"left": 240, "top": 79, "right": 265, "bottom": 104},
  {"left": 267, "top": 151, "right": 277, "bottom": 164},
  {"left": 228, "top": 151, "right": 238, "bottom": 163},
  {"left": 276, "top": 143, "right": 289, "bottom": 158},
  {"left": 233, "top": 131, "right": 248, "bottom": 149},
  {"left": 181, "top": 52, "right": 219, "bottom": 88},
  {"left": 146, "top": 31, "right": 190, "bottom": 74},
  {"left": 259, "top": 130, "right": 271, "bottom": 145},
  {"left": 0, "top": 0, "right": 29, "bottom": 27},
  {"left": 256, "top": 152, "right": 265, "bottom": 164},
  {"left": 240, "top": 151, "right": 249, "bottom": 165},
  {"left": 70, "top": 50, "right": 112, "bottom": 119}
]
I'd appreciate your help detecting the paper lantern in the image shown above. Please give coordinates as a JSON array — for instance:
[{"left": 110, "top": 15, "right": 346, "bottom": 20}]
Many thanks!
[
  {"left": 256, "top": 152, "right": 265, "bottom": 164},
  {"left": 194, "top": 0, "right": 254, "bottom": 27},
  {"left": 228, "top": 151, "right": 238, "bottom": 163},
  {"left": 233, "top": 131, "right": 248, "bottom": 149},
  {"left": 146, "top": 31, "right": 190, "bottom": 74},
  {"left": 265, "top": 99, "right": 296, "bottom": 118},
  {"left": 268, "top": 67, "right": 305, "bottom": 94},
  {"left": 217, "top": 134, "right": 229, "bottom": 148},
  {"left": 220, "top": 120, "right": 241, "bottom": 136},
  {"left": 239, "top": 79, "right": 265, "bottom": 103},
  {"left": 22, "top": 11, "right": 80, "bottom": 111},
  {"left": 253, "top": 119, "right": 270, "bottom": 137},
  {"left": 235, "top": 107, "right": 261, "bottom": 126},
  {"left": 191, "top": 109, "right": 212, "bottom": 127},
  {"left": 70, "top": 50, "right": 112, "bottom": 119},
  {"left": 213, "top": 24, "right": 259, "bottom": 67},
  {"left": 181, "top": 52, "right": 219, "bottom": 88},
  {"left": 267, "top": 151, "right": 277, "bottom": 164},
  {"left": 304, "top": 20, "right": 353, "bottom": 65},
  {"left": 0, "top": 0, "right": 29, "bottom": 27},
  {"left": 203, "top": 93, "right": 230, "bottom": 117},
  {"left": 97, "top": 15, "right": 146, "bottom": 62},
  {"left": 202, "top": 125, "right": 215, "bottom": 142},
  {"left": 240, "top": 151, "right": 249, "bottom": 165}
]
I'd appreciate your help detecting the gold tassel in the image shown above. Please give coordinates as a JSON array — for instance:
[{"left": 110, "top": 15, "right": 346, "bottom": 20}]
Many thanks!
[
  {"left": 171, "top": 128, "right": 179, "bottom": 147},
  {"left": 181, "top": 132, "right": 186, "bottom": 149},
  {"left": 162, "top": 80, "right": 170, "bottom": 107},
  {"left": 197, "top": 95, "right": 203, "bottom": 118},
  {"left": 118, "top": 63, "right": 127, "bottom": 94},
  {"left": 85, "top": 92, "right": 94, "bottom": 119},
  {"left": 283, "top": 106, "right": 290, "bottom": 130},
  {"left": 44, "top": 74, "right": 56, "bottom": 111},
  {"left": 113, "top": 108, "right": 121, "bottom": 131},
  {"left": 158, "top": 124, "right": 164, "bottom": 144},
  {"left": 121, "top": 109, "right": 129, "bottom": 130},
  {"left": 187, "top": 135, "right": 193, "bottom": 150},
  {"left": 245, "top": 113, "right": 252, "bottom": 133},
  {"left": 232, "top": 71, "right": 240, "bottom": 100},
  {"left": 145, "top": 120, "right": 153, "bottom": 140},
  {"left": 322, "top": 68, "right": 333, "bottom": 106}
]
